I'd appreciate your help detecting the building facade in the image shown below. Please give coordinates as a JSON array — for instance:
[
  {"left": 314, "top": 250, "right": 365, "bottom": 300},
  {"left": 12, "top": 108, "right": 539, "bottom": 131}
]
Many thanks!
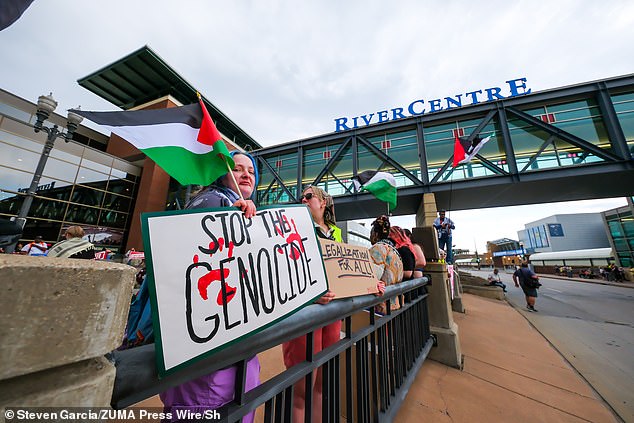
[
  {"left": 0, "top": 88, "right": 142, "bottom": 251},
  {"left": 518, "top": 213, "right": 610, "bottom": 254},
  {"left": 602, "top": 196, "right": 634, "bottom": 267},
  {"left": 2, "top": 46, "right": 633, "bottom": 253},
  {"left": 1, "top": 47, "right": 260, "bottom": 252},
  {"left": 486, "top": 238, "right": 524, "bottom": 268}
]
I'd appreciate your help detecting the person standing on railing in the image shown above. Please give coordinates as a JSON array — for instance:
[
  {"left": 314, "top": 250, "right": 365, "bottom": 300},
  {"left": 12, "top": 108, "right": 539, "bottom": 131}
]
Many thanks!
[
  {"left": 159, "top": 151, "right": 260, "bottom": 423},
  {"left": 433, "top": 209, "right": 455, "bottom": 264},
  {"left": 283, "top": 186, "right": 342, "bottom": 423}
]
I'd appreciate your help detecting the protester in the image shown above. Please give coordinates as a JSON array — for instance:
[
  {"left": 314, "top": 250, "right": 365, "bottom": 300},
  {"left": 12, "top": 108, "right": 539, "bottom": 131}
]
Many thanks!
[
  {"left": 282, "top": 185, "right": 342, "bottom": 423},
  {"left": 21, "top": 236, "right": 48, "bottom": 256},
  {"left": 433, "top": 209, "right": 455, "bottom": 263},
  {"left": 403, "top": 228, "right": 427, "bottom": 278},
  {"left": 438, "top": 249, "right": 447, "bottom": 264},
  {"left": 513, "top": 262, "right": 540, "bottom": 312},
  {"left": 389, "top": 226, "right": 417, "bottom": 280},
  {"left": 487, "top": 268, "right": 507, "bottom": 293},
  {"left": 369, "top": 215, "right": 404, "bottom": 314},
  {"left": 160, "top": 151, "right": 260, "bottom": 422},
  {"left": 47, "top": 226, "right": 95, "bottom": 259}
]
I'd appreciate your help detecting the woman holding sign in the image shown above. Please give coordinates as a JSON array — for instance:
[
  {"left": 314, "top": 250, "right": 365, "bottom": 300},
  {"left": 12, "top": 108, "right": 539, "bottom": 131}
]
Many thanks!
[
  {"left": 283, "top": 186, "right": 342, "bottom": 423},
  {"left": 160, "top": 151, "right": 260, "bottom": 422}
]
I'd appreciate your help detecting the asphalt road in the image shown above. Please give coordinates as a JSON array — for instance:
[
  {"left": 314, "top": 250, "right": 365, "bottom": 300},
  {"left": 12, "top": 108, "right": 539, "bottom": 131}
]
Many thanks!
[{"left": 467, "top": 269, "right": 634, "bottom": 423}]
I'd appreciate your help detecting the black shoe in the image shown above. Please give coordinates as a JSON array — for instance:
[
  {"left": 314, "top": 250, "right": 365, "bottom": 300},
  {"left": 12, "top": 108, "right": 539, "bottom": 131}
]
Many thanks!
[{"left": 527, "top": 305, "right": 538, "bottom": 312}]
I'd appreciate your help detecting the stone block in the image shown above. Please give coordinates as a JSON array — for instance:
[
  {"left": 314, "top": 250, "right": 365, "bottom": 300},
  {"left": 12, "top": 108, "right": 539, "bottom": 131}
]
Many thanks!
[
  {"left": 461, "top": 285, "right": 506, "bottom": 300},
  {"left": 424, "top": 263, "right": 454, "bottom": 329},
  {"left": 0, "top": 357, "right": 115, "bottom": 407},
  {"left": 429, "top": 323, "right": 462, "bottom": 369},
  {"left": 411, "top": 227, "right": 440, "bottom": 261},
  {"left": 0, "top": 255, "right": 136, "bottom": 380}
]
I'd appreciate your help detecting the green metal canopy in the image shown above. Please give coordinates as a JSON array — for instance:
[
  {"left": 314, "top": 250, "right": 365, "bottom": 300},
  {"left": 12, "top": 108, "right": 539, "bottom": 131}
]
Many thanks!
[{"left": 77, "top": 45, "right": 261, "bottom": 151}]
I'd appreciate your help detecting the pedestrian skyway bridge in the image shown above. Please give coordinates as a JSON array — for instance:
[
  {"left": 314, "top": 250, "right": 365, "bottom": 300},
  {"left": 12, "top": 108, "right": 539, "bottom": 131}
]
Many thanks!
[{"left": 252, "top": 74, "right": 634, "bottom": 221}]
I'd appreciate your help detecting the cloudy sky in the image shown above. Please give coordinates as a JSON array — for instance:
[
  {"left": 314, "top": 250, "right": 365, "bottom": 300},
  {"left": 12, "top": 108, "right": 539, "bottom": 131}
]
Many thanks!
[{"left": 1, "top": 0, "right": 632, "bottom": 251}]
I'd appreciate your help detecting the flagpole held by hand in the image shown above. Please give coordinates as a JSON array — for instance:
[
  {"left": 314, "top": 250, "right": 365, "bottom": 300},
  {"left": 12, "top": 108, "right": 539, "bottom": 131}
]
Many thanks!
[{"left": 224, "top": 157, "right": 245, "bottom": 201}]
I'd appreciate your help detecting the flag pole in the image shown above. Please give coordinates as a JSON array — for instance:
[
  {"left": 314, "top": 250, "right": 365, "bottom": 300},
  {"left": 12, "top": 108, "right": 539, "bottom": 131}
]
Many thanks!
[
  {"left": 225, "top": 158, "right": 245, "bottom": 201},
  {"left": 196, "top": 91, "right": 245, "bottom": 201}
]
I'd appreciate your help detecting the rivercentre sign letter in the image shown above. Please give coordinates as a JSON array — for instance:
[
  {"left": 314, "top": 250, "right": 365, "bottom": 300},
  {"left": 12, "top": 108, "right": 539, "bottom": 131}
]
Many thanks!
[
  {"left": 142, "top": 205, "right": 328, "bottom": 376},
  {"left": 333, "top": 77, "right": 532, "bottom": 132}
]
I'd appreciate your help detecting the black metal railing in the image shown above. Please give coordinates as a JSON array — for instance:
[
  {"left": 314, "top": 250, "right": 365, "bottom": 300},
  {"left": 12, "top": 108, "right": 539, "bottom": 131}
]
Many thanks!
[{"left": 110, "top": 277, "right": 432, "bottom": 422}]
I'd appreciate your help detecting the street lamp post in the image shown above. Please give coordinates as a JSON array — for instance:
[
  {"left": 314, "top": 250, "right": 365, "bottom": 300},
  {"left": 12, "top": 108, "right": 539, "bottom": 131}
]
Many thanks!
[{"left": 9, "top": 93, "right": 83, "bottom": 250}]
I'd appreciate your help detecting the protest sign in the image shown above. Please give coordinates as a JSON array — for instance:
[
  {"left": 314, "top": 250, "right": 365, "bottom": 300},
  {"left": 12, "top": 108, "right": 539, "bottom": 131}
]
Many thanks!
[
  {"left": 141, "top": 205, "right": 328, "bottom": 376},
  {"left": 319, "top": 239, "right": 380, "bottom": 298}
]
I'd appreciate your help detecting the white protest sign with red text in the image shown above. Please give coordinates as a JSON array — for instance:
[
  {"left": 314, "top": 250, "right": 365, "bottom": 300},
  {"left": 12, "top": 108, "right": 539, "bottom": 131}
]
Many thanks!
[{"left": 142, "top": 205, "right": 328, "bottom": 376}]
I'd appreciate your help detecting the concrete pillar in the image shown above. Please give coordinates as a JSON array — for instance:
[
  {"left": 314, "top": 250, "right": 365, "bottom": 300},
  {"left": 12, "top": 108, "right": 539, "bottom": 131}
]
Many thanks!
[
  {"left": 414, "top": 194, "right": 462, "bottom": 368},
  {"left": 0, "top": 255, "right": 136, "bottom": 407},
  {"left": 415, "top": 193, "right": 438, "bottom": 228},
  {"left": 425, "top": 263, "right": 462, "bottom": 368}
]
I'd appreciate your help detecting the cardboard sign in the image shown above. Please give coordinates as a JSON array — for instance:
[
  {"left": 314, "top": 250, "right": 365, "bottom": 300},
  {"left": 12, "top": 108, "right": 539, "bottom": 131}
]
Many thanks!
[
  {"left": 142, "top": 205, "right": 328, "bottom": 376},
  {"left": 319, "top": 239, "right": 380, "bottom": 298},
  {"left": 127, "top": 251, "right": 145, "bottom": 260}
]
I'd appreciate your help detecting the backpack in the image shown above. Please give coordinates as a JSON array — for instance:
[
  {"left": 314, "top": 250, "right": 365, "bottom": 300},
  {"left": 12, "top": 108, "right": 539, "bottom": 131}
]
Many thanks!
[
  {"left": 518, "top": 268, "right": 541, "bottom": 289},
  {"left": 120, "top": 275, "right": 154, "bottom": 349}
]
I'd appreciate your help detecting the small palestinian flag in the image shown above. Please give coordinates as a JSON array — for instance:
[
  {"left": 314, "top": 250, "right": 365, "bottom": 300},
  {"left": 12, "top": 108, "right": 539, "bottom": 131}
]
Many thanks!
[
  {"left": 452, "top": 134, "right": 492, "bottom": 167},
  {"left": 71, "top": 98, "right": 233, "bottom": 186},
  {"left": 352, "top": 170, "right": 397, "bottom": 211},
  {"left": 0, "top": 0, "right": 34, "bottom": 31}
]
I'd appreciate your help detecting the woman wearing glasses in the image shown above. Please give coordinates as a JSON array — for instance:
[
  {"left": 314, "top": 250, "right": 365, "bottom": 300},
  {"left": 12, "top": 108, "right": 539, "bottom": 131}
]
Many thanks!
[{"left": 283, "top": 185, "right": 342, "bottom": 422}]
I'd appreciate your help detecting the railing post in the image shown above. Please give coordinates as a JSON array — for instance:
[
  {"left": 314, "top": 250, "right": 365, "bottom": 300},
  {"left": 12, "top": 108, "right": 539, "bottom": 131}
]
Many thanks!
[
  {"left": 449, "top": 266, "right": 465, "bottom": 313},
  {"left": 414, "top": 192, "right": 462, "bottom": 368},
  {"left": 424, "top": 263, "right": 463, "bottom": 368}
]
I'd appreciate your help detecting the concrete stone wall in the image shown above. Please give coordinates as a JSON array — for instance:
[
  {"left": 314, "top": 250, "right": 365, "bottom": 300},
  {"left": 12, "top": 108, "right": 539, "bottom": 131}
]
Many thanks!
[
  {"left": 458, "top": 270, "right": 506, "bottom": 300},
  {"left": 425, "top": 263, "right": 462, "bottom": 368},
  {"left": 0, "top": 255, "right": 135, "bottom": 407}
]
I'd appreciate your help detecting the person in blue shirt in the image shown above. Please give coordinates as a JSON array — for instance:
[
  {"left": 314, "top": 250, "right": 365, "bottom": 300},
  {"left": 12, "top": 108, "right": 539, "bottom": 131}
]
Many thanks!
[{"left": 433, "top": 210, "right": 455, "bottom": 263}]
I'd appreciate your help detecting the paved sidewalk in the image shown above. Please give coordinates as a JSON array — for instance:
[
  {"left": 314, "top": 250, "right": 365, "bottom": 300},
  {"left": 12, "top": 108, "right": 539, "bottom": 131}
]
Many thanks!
[
  {"left": 395, "top": 294, "right": 619, "bottom": 423},
  {"left": 136, "top": 293, "right": 619, "bottom": 422}
]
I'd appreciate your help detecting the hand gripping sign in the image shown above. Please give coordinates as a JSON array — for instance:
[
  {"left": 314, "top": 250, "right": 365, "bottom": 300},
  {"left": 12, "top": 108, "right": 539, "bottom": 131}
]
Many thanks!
[{"left": 142, "top": 204, "right": 328, "bottom": 376}]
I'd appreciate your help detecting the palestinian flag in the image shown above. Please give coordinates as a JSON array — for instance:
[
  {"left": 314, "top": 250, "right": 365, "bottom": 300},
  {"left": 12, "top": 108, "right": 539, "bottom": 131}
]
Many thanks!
[
  {"left": 0, "top": 0, "right": 34, "bottom": 31},
  {"left": 452, "top": 134, "right": 492, "bottom": 167},
  {"left": 71, "top": 98, "right": 233, "bottom": 186},
  {"left": 352, "top": 170, "right": 397, "bottom": 211}
]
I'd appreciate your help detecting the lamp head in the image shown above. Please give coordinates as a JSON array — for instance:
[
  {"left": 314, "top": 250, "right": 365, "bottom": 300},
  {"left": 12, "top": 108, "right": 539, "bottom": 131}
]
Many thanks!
[
  {"left": 64, "top": 107, "right": 83, "bottom": 142},
  {"left": 34, "top": 93, "right": 57, "bottom": 130}
]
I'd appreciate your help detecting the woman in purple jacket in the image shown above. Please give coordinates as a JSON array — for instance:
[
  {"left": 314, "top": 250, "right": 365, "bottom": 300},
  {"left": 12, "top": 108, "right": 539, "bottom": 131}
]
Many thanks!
[{"left": 160, "top": 151, "right": 260, "bottom": 422}]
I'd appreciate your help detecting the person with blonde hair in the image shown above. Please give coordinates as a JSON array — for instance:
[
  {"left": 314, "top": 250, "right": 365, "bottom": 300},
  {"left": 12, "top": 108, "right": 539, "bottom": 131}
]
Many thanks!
[
  {"left": 282, "top": 185, "right": 342, "bottom": 422},
  {"left": 48, "top": 226, "right": 95, "bottom": 259}
]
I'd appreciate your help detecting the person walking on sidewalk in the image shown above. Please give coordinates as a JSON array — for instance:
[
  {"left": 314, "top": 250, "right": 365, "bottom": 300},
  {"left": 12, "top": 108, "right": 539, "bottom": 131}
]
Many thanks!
[{"left": 513, "top": 262, "right": 540, "bottom": 312}]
